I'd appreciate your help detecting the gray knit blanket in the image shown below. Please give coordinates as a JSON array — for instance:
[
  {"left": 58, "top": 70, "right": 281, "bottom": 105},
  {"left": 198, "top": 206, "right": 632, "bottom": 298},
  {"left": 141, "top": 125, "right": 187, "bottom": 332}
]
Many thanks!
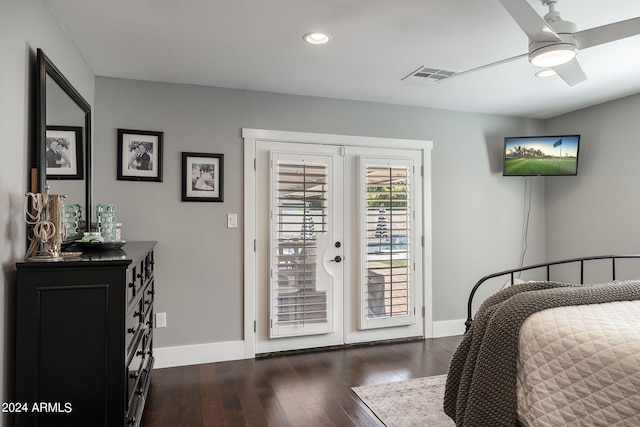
[{"left": 443, "top": 280, "right": 640, "bottom": 427}]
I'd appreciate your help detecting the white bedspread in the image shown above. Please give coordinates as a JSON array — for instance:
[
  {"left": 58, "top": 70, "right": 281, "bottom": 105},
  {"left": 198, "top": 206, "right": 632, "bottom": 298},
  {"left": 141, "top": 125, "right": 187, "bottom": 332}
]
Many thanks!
[{"left": 517, "top": 300, "right": 640, "bottom": 426}]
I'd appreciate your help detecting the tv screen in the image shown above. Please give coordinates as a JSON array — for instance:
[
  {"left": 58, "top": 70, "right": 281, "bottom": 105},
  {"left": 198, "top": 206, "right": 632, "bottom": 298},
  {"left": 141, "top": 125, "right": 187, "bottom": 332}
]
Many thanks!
[{"left": 503, "top": 135, "right": 580, "bottom": 176}]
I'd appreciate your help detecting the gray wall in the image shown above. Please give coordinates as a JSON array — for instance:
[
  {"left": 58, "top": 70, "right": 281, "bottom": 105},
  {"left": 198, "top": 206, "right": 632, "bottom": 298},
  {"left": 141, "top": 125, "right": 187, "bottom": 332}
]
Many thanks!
[
  {"left": 1, "top": 0, "right": 95, "bottom": 424},
  {"left": 545, "top": 93, "right": 640, "bottom": 262},
  {"left": 94, "top": 77, "right": 547, "bottom": 348}
]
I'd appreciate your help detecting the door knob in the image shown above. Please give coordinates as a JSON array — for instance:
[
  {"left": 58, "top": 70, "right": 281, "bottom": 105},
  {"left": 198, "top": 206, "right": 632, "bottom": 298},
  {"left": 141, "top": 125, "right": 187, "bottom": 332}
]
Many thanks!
[
  {"left": 330, "top": 255, "right": 342, "bottom": 263},
  {"left": 335, "top": 242, "right": 341, "bottom": 248}
]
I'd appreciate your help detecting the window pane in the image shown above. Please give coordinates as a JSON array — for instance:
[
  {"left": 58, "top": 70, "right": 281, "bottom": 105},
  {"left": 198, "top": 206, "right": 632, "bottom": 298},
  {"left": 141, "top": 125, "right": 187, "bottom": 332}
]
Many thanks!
[
  {"left": 273, "top": 160, "right": 329, "bottom": 331},
  {"left": 363, "top": 163, "right": 412, "bottom": 324}
]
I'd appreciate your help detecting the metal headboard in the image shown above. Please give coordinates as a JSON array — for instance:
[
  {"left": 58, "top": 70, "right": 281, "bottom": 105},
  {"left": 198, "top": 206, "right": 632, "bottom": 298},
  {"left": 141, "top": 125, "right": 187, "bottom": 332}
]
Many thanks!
[{"left": 465, "top": 254, "right": 640, "bottom": 331}]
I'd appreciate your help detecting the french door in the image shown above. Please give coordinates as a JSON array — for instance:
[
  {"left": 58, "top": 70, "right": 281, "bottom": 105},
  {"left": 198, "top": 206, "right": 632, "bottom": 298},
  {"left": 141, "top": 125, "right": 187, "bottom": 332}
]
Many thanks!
[{"left": 247, "top": 130, "right": 430, "bottom": 355}]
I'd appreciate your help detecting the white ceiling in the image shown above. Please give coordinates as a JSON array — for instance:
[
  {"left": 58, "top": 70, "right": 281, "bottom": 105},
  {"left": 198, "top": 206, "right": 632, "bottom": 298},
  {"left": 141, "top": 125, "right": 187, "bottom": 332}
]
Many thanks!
[{"left": 44, "top": 0, "right": 640, "bottom": 119}]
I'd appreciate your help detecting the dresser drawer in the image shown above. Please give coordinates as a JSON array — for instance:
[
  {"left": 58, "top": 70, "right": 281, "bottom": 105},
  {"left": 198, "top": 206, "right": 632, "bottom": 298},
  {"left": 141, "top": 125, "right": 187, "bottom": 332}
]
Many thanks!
[
  {"left": 126, "top": 264, "right": 147, "bottom": 309},
  {"left": 125, "top": 299, "right": 144, "bottom": 355},
  {"left": 137, "top": 353, "right": 154, "bottom": 399},
  {"left": 126, "top": 334, "right": 147, "bottom": 408},
  {"left": 125, "top": 351, "right": 151, "bottom": 427},
  {"left": 141, "top": 327, "right": 152, "bottom": 357},
  {"left": 126, "top": 392, "right": 144, "bottom": 427},
  {"left": 142, "top": 281, "right": 154, "bottom": 318},
  {"left": 144, "top": 250, "right": 154, "bottom": 282}
]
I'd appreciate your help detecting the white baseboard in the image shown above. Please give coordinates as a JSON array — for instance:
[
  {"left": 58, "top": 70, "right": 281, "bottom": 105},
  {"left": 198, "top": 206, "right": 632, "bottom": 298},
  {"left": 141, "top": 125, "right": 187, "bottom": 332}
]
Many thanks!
[
  {"left": 154, "top": 322, "right": 466, "bottom": 369},
  {"left": 153, "top": 340, "right": 247, "bottom": 369},
  {"left": 432, "top": 319, "right": 466, "bottom": 338}
]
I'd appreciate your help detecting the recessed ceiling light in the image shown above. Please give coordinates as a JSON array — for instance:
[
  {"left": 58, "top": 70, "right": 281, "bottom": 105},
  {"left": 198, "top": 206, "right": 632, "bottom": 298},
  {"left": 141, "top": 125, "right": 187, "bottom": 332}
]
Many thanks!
[
  {"left": 535, "top": 68, "right": 557, "bottom": 78},
  {"left": 303, "top": 32, "right": 330, "bottom": 45}
]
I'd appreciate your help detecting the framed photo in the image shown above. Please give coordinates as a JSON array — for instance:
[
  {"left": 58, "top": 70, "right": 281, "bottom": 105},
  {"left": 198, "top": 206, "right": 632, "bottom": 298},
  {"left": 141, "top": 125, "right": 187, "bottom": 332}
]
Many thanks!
[
  {"left": 117, "top": 129, "right": 163, "bottom": 182},
  {"left": 46, "top": 125, "right": 83, "bottom": 179},
  {"left": 182, "top": 152, "right": 224, "bottom": 202}
]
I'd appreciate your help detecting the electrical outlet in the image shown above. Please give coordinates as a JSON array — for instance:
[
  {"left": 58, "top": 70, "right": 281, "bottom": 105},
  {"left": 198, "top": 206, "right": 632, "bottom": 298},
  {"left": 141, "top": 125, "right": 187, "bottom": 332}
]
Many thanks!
[{"left": 155, "top": 312, "right": 167, "bottom": 328}]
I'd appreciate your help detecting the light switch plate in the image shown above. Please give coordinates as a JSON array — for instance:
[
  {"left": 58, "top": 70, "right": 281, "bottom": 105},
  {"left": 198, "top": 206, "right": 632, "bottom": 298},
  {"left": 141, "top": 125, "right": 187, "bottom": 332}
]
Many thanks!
[{"left": 227, "top": 213, "right": 238, "bottom": 228}]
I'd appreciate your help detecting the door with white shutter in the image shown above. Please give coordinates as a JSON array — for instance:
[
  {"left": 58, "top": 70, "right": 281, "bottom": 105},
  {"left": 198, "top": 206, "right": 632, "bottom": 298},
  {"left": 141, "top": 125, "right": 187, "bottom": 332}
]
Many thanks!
[
  {"left": 343, "top": 148, "right": 423, "bottom": 344},
  {"left": 255, "top": 142, "right": 344, "bottom": 354},
  {"left": 248, "top": 130, "right": 431, "bottom": 355}
]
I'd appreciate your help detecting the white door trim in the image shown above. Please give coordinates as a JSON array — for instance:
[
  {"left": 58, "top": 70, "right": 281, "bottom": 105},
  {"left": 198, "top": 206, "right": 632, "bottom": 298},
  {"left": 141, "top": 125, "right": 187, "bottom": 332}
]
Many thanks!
[{"left": 242, "top": 128, "right": 433, "bottom": 358}]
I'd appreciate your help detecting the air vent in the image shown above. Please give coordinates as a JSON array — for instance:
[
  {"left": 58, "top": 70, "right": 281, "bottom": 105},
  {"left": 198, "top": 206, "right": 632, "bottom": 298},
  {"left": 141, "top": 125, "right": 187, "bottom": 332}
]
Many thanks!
[{"left": 402, "top": 66, "right": 458, "bottom": 85}]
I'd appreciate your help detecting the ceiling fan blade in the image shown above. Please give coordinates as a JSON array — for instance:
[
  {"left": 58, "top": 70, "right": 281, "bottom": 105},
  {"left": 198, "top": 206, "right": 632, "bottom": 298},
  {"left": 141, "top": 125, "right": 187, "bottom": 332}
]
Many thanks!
[
  {"left": 552, "top": 58, "right": 586, "bottom": 86},
  {"left": 574, "top": 17, "right": 640, "bottom": 49},
  {"left": 498, "top": 0, "right": 561, "bottom": 42},
  {"left": 449, "top": 53, "right": 528, "bottom": 80}
]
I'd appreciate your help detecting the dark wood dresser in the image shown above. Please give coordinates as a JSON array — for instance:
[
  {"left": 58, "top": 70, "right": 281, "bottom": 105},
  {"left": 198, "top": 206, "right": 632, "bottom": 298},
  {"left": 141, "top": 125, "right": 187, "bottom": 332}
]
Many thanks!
[{"left": 15, "top": 241, "right": 156, "bottom": 427}]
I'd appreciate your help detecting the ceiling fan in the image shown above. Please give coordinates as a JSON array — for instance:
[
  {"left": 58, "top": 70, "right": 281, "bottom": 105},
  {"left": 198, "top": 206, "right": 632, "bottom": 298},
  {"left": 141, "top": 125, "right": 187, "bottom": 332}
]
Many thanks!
[{"left": 455, "top": 0, "right": 640, "bottom": 86}]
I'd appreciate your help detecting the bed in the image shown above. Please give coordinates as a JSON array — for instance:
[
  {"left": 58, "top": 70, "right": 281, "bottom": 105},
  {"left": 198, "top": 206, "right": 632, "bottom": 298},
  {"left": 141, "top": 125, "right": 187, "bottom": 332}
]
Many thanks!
[{"left": 443, "top": 254, "right": 640, "bottom": 427}]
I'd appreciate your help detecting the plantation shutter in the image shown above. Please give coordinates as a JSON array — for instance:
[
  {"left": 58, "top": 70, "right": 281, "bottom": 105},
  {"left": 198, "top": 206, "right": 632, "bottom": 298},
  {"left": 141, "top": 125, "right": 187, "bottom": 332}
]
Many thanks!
[
  {"left": 359, "top": 157, "right": 416, "bottom": 329},
  {"left": 269, "top": 152, "right": 334, "bottom": 338}
]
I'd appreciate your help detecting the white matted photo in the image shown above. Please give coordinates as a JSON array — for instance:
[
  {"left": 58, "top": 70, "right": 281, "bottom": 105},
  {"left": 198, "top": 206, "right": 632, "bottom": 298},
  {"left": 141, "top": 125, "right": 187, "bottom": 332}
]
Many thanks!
[
  {"left": 117, "top": 128, "right": 163, "bottom": 182},
  {"left": 182, "top": 152, "right": 224, "bottom": 202},
  {"left": 46, "top": 126, "right": 83, "bottom": 179}
]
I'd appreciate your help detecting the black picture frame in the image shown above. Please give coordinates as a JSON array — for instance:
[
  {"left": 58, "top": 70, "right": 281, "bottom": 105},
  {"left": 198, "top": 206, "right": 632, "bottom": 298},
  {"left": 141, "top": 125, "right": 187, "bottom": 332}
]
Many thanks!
[
  {"left": 181, "top": 152, "right": 224, "bottom": 202},
  {"left": 45, "top": 125, "right": 84, "bottom": 179},
  {"left": 117, "top": 128, "right": 163, "bottom": 182}
]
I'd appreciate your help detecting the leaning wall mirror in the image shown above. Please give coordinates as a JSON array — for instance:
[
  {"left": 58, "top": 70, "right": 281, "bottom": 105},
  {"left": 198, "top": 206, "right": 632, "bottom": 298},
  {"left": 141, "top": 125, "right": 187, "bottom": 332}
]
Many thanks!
[{"left": 36, "top": 48, "right": 92, "bottom": 240}]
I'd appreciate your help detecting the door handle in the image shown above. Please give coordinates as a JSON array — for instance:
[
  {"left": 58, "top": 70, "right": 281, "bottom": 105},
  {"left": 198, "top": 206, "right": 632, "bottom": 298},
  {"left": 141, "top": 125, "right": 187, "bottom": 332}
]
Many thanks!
[{"left": 330, "top": 255, "right": 342, "bottom": 263}]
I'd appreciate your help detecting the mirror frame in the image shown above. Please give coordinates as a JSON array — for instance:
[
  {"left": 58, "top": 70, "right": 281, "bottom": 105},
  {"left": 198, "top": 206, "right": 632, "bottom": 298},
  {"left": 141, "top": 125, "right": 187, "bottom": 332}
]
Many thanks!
[{"left": 36, "top": 48, "right": 92, "bottom": 234}]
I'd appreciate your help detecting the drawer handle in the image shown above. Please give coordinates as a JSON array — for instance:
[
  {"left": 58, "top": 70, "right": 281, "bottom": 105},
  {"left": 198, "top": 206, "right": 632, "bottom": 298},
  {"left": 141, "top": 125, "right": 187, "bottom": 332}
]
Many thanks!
[
  {"left": 128, "top": 282, "right": 134, "bottom": 288},
  {"left": 127, "top": 417, "right": 136, "bottom": 425},
  {"left": 137, "top": 273, "right": 142, "bottom": 279},
  {"left": 127, "top": 327, "right": 136, "bottom": 334},
  {"left": 147, "top": 289, "right": 155, "bottom": 296},
  {"left": 129, "top": 371, "right": 139, "bottom": 379},
  {"left": 136, "top": 350, "right": 145, "bottom": 356},
  {"left": 144, "top": 300, "right": 151, "bottom": 305},
  {"left": 134, "top": 311, "right": 142, "bottom": 318}
]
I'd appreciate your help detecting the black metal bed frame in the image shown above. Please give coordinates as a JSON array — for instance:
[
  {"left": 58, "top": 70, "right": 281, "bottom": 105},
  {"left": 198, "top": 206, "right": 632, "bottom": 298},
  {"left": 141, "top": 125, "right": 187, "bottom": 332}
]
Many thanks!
[{"left": 465, "top": 254, "right": 640, "bottom": 331}]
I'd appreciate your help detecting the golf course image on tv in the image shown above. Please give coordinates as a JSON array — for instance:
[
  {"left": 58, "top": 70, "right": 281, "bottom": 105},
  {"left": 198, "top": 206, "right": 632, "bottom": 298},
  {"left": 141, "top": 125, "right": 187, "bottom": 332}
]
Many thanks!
[{"left": 503, "top": 135, "right": 580, "bottom": 176}]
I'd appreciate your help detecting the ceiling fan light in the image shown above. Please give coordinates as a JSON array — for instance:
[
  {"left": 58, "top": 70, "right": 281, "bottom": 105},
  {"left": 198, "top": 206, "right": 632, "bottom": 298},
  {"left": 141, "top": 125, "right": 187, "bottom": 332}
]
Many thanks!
[
  {"left": 529, "top": 43, "right": 577, "bottom": 67},
  {"left": 535, "top": 68, "right": 557, "bottom": 78}
]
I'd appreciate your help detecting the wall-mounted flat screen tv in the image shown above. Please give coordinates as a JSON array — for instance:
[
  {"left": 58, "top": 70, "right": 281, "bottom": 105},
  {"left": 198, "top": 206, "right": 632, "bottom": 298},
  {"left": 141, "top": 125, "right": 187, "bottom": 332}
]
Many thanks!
[{"left": 503, "top": 135, "right": 580, "bottom": 176}]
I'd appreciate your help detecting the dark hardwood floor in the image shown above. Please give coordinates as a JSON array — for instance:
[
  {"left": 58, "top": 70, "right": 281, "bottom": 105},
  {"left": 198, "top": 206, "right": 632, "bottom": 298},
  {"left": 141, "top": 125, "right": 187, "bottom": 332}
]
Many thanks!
[{"left": 141, "top": 336, "right": 462, "bottom": 427}]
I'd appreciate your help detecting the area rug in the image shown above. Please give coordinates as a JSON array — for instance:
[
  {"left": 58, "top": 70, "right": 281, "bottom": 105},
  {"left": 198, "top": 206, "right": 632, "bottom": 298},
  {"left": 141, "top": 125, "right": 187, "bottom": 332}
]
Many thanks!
[{"left": 352, "top": 374, "right": 454, "bottom": 426}]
